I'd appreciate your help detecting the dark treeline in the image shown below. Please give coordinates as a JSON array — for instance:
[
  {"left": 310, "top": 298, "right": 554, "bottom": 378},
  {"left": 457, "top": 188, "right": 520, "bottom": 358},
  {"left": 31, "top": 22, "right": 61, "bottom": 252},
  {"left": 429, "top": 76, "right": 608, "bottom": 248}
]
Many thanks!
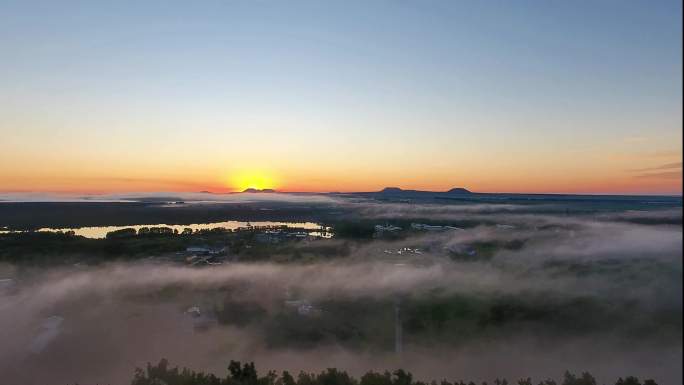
[
  {"left": 0, "top": 201, "right": 334, "bottom": 230},
  {"left": 0, "top": 225, "right": 337, "bottom": 264},
  {"left": 128, "top": 359, "right": 658, "bottom": 385}
]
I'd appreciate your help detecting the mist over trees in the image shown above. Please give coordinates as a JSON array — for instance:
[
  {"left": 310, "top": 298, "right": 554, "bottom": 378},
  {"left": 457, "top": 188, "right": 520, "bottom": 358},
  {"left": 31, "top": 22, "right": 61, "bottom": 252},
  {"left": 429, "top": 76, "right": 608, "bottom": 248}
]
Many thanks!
[{"left": 1, "top": 197, "right": 680, "bottom": 384}]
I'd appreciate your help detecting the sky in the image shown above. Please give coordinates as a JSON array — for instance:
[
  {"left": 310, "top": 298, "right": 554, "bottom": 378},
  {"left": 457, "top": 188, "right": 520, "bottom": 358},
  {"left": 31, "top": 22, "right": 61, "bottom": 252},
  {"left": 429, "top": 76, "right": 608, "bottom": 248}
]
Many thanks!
[{"left": 0, "top": 0, "right": 682, "bottom": 194}]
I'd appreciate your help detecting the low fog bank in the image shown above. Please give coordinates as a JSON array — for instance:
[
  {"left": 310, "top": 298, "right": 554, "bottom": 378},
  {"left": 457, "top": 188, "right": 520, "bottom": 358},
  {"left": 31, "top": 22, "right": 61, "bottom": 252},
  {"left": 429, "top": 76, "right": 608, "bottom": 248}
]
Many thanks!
[
  {"left": 2, "top": 318, "right": 680, "bottom": 385},
  {"left": 0, "top": 208, "right": 681, "bottom": 385},
  {"left": 353, "top": 200, "right": 682, "bottom": 223},
  {"left": 0, "top": 191, "right": 338, "bottom": 204},
  {"left": 1, "top": 260, "right": 680, "bottom": 384}
]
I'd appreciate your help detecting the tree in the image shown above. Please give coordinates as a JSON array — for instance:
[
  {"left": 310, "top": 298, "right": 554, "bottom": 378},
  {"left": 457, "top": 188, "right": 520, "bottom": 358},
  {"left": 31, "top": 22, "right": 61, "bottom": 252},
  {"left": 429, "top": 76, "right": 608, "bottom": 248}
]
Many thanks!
[
  {"left": 229, "top": 361, "right": 259, "bottom": 385},
  {"left": 616, "top": 377, "right": 642, "bottom": 385},
  {"left": 127, "top": 359, "right": 659, "bottom": 385},
  {"left": 106, "top": 228, "right": 136, "bottom": 239},
  {"left": 279, "top": 371, "right": 297, "bottom": 385},
  {"left": 561, "top": 371, "right": 595, "bottom": 385},
  {"left": 360, "top": 371, "right": 393, "bottom": 385}
]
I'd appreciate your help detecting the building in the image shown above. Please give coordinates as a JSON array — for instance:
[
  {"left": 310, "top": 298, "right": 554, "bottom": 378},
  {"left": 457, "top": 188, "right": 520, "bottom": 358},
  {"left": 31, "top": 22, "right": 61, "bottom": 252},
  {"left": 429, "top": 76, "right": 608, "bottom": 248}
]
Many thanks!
[
  {"left": 373, "top": 224, "right": 402, "bottom": 238},
  {"left": 411, "top": 223, "right": 464, "bottom": 231},
  {"left": 186, "top": 246, "right": 227, "bottom": 255}
]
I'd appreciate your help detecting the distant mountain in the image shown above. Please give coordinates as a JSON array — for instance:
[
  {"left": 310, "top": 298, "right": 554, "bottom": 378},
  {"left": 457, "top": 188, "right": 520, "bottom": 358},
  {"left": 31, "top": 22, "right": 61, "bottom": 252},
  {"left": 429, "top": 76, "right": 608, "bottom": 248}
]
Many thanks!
[
  {"left": 376, "top": 187, "right": 471, "bottom": 196},
  {"left": 379, "top": 187, "right": 405, "bottom": 194},
  {"left": 242, "top": 188, "right": 277, "bottom": 193},
  {"left": 445, "top": 187, "right": 471, "bottom": 194}
]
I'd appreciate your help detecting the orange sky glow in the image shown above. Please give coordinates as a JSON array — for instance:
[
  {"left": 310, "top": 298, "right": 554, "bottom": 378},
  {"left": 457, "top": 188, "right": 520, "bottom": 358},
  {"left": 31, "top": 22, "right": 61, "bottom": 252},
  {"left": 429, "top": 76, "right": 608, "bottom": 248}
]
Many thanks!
[{"left": 1, "top": 1, "right": 681, "bottom": 196}]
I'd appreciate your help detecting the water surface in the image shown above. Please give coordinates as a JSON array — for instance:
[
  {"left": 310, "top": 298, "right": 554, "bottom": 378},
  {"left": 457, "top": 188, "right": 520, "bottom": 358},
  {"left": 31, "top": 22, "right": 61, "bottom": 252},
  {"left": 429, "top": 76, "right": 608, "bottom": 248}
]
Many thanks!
[{"left": 2, "top": 221, "right": 331, "bottom": 239}]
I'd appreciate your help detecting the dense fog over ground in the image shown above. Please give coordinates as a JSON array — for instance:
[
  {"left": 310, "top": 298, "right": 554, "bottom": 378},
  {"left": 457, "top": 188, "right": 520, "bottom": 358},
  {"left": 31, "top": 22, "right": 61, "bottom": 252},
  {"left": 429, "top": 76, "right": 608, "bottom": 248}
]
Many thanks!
[{"left": 0, "top": 196, "right": 681, "bottom": 384}]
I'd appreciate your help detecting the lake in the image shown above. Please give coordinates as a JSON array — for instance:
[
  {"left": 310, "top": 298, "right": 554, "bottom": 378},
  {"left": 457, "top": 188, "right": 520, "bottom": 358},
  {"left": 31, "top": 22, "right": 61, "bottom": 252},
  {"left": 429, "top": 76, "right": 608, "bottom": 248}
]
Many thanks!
[{"left": 1, "top": 221, "right": 332, "bottom": 239}]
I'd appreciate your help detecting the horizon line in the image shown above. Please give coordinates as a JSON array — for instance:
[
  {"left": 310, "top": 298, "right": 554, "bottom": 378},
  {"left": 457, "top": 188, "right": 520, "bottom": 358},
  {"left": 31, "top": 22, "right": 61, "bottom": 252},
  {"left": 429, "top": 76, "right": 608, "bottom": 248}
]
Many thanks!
[{"left": 0, "top": 188, "right": 682, "bottom": 198}]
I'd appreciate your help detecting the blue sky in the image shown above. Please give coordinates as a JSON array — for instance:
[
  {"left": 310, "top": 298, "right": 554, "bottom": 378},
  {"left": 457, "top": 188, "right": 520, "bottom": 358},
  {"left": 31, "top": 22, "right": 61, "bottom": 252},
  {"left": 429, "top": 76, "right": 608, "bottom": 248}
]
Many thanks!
[{"left": 1, "top": 0, "right": 682, "bottom": 193}]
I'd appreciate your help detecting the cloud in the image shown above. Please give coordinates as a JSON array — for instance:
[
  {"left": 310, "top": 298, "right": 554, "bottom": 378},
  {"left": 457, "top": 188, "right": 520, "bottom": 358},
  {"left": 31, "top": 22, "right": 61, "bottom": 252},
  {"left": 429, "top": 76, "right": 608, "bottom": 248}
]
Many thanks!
[
  {"left": 626, "top": 162, "right": 682, "bottom": 180},
  {"left": 633, "top": 171, "right": 682, "bottom": 180},
  {"left": 629, "top": 162, "right": 682, "bottom": 172}
]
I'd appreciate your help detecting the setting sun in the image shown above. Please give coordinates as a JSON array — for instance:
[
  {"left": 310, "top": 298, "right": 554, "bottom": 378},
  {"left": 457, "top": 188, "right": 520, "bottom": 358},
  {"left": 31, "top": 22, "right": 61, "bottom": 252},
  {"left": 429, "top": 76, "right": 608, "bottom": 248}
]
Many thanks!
[{"left": 231, "top": 170, "right": 278, "bottom": 192}]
